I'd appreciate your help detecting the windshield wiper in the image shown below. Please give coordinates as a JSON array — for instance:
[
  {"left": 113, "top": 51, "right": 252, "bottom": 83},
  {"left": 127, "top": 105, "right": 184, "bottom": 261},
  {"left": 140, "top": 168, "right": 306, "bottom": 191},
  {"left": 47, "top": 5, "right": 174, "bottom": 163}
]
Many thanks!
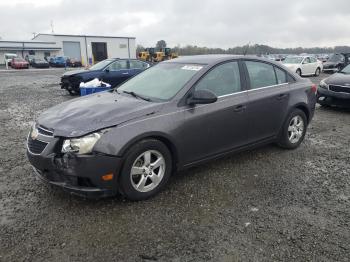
[{"left": 123, "top": 91, "right": 151, "bottom": 101}]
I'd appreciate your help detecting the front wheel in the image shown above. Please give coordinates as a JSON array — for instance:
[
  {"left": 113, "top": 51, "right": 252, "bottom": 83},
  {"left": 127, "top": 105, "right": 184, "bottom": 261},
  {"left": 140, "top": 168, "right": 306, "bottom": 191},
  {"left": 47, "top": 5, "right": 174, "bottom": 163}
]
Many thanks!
[
  {"left": 278, "top": 109, "right": 307, "bottom": 149},
  {"left": 118, "top": 139, "right": 172, "bottom": 201}
]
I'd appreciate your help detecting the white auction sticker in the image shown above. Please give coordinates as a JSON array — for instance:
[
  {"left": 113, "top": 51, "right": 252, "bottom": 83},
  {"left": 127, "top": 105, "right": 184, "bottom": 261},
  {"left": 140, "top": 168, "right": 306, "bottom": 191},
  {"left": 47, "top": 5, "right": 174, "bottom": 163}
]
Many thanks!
[{"left": 181, "top": 65, "right": 203, "bottom": 71}]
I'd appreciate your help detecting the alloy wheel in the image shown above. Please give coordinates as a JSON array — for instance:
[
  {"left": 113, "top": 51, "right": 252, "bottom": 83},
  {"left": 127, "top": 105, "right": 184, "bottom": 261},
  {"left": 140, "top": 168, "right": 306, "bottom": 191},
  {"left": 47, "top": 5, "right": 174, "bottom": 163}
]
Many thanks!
[
  {"left": 130, "top": 150, "right": 166, "bottom": 193},
  {"left": 288, "top": 115, "right": 304, "bottom": 144}
]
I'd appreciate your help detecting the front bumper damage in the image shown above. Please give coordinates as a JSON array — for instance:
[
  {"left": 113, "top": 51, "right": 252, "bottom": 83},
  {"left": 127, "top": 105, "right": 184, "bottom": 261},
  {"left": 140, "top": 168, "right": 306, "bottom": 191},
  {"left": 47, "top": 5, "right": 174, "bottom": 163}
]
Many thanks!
[{"left": 27, "top": 150, "right": 122, "bottom": 198}]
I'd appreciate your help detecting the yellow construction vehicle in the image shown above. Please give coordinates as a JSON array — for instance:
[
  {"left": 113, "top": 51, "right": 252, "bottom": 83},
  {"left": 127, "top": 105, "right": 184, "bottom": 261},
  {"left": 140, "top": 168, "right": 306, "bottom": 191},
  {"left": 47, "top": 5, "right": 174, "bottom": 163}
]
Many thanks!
[
  {"left": 137, "top": 48, "right": 156, "bottom": 62},
  {"left": 152, "top": 48, "right": 178, "bottom": 62},
  {"left": 138, "top": 47, "right": 178, "bottom": 63}
]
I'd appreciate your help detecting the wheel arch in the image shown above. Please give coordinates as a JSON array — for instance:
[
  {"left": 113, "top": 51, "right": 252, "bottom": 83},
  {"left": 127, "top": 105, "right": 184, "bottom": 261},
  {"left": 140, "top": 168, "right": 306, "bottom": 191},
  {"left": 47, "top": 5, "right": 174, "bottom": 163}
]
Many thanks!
[
  {"left": 119, "top": 132, "right": 179, "bottom": 171},
  {"left": 294, "top": 103, "right": 310, "bottom": 123}
]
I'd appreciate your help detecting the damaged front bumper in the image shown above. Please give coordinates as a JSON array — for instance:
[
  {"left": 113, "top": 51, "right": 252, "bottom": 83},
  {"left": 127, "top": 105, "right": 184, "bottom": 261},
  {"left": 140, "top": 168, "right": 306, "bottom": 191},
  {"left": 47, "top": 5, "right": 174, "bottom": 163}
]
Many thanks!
[{"left": 27, "top": 150, "right": 122, "bottom": 198}]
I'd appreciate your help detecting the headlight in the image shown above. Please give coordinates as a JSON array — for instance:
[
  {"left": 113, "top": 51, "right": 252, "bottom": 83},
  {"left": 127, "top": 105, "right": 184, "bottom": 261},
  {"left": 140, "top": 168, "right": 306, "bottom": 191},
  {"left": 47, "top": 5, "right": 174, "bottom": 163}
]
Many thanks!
[
  {"left": 319, "top": 79, "right": 328, "bottom": 89},
  {"left": 62, "top": 133, "right": 101, "bottom": 154}
]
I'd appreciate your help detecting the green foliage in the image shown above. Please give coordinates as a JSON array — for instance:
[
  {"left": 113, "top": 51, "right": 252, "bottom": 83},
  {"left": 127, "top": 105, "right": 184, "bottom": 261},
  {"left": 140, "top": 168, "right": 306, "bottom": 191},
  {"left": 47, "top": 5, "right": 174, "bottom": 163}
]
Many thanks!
[{"left": 170, "top": 44, "right": 348, "bottom": 55}]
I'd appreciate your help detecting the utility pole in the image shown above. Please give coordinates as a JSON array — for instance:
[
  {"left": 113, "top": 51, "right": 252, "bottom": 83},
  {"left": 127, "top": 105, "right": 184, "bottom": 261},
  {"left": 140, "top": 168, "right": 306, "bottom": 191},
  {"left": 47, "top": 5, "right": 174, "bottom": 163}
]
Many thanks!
[{"left": 50, "top": 20, "right": 54, "bottom": 34}]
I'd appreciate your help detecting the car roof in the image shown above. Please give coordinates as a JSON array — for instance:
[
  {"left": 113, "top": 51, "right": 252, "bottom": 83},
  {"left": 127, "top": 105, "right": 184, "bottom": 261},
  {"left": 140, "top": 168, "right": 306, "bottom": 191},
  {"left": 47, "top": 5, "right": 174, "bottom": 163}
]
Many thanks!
[{"left": 164, "top": 54, "right": 283, "bottom": 66}]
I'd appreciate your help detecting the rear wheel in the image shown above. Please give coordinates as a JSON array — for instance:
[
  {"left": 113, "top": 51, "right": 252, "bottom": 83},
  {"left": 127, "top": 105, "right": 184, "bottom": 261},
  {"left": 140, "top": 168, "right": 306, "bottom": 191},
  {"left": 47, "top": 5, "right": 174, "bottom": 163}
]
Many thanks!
[
  {"left": 118, "top": 139, "right": 172, "bottom": 201},
  {"left": 314, "top": 67, "right": 321, "bottom": 76},
  {"left": 278, "top": 109, "right": 307, "bottom": 149},
  {"left": 296, "top": 69, "right": 302, "bottom": 76}
]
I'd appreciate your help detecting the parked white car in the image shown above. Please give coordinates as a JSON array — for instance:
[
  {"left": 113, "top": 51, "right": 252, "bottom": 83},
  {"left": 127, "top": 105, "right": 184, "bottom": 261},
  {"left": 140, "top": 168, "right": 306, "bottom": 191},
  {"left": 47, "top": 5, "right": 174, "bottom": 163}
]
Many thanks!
[
  {"left": 4, "top": 53, "right": 17, "bottom": 69},
  {"left": 283, "top": 56, "right": 323, "bottom": 76}
]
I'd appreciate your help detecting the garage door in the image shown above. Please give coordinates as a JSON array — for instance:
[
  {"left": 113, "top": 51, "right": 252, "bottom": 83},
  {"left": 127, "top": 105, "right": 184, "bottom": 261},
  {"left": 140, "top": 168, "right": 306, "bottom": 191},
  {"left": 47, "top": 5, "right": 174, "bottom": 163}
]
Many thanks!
[{"left": 63, "top": 41, "right": 81, "bottom": 60}]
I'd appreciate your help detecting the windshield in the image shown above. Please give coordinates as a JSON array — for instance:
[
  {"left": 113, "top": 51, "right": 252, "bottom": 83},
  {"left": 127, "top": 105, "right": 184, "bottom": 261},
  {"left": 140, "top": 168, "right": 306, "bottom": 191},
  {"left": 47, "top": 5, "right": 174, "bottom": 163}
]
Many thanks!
[
  {"left": 90, "top": 59, "right": 113, "bottom": 70},
  {"left": 328, "top": 54, "right": 343, "bottom": 62},
  {"left": 283, "top": 57, "right": 303, "bottom": 64},
  {"left": 118, "top": 63, "right": 205, "bottom": 101},
  {"left": 5, "top": 55, "right": 16, "bottom": 59},
  {"left": 340, "top": 64, "right": 350, "bottom": 74}
]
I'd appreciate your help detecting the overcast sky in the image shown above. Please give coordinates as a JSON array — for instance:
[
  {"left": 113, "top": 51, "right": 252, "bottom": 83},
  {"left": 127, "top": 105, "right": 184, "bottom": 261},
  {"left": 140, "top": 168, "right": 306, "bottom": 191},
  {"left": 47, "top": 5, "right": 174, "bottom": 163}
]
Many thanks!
[{"left": 0, "top": 0, "right": 349, "bottom": 48}]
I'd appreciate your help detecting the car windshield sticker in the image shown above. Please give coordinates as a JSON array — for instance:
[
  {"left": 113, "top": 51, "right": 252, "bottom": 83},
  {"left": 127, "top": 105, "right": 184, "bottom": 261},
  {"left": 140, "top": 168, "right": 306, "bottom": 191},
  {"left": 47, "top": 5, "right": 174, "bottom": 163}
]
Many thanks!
[{"left": 181, "top": 65, "right": 203, "bottom": 71}]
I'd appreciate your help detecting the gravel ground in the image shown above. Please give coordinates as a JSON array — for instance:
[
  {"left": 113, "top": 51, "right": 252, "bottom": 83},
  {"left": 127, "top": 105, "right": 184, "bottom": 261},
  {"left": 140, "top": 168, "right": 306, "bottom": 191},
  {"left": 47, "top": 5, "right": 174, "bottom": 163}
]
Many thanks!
[{"left": 0, "top": 70, "right": 349, "bottom": 262}]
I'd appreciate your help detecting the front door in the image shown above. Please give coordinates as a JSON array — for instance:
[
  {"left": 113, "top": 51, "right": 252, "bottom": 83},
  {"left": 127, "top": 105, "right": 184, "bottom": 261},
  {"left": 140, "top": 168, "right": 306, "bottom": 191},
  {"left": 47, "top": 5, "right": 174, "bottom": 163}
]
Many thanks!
[
  {"left": 179, "top": 61, "right": 250, "bottom": 164},
  {"left": 102, "top": 60, "right": 130, "bottom": 87}
]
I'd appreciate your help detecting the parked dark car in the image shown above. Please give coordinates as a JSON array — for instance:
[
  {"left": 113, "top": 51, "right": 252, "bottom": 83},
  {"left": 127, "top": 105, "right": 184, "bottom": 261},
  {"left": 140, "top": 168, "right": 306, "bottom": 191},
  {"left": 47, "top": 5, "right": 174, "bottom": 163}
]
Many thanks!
[
  {"left": 25, "top": 54, "right": 36, "bottom": 65},
  {"left": 67, "top": 58, "right": 82, "bottom": 67},
  {"left": 11, "top": 58, "right": 29, "bottom": 69},
  {"left": 27, "top": 55, "right": 317, "bottom": 200},
  {"left": 60, "top": 58, "right": 150, "bottom": 95},
  {"left": 317, "top": 64, "right": 350, "bottom": 107},
  {"left": 49, "top": 56, "right": 67, "bottom": 67},
  {"left": 31, "top": 58, "right": 50, "bottom": 68},
  {"left": 323, "top": 53, "right": 350, "bottom": 73}
]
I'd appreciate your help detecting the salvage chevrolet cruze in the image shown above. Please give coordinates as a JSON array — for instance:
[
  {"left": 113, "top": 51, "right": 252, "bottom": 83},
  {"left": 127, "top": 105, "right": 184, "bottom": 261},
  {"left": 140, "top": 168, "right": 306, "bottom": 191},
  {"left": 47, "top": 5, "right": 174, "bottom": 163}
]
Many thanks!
[{"left": 27, "top": 55, "right": 317, "bottom": 200}]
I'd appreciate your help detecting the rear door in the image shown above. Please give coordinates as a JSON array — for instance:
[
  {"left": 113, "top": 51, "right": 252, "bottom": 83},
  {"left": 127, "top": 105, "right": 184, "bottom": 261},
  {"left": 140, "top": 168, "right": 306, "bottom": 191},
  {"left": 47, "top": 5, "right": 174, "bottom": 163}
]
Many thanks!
[
  {"left": 101, "top": 60, "right": 129, "bottom": 87},
  {"left": 243, "top": 60, "right": 290, "bottom": 142}
]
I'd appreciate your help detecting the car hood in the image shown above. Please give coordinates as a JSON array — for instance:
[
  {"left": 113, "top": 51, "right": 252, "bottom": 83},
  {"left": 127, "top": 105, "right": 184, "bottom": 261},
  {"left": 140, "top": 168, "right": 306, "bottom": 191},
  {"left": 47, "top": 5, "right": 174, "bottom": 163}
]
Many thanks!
[
  {"left": 62, "top": 69, "right": 91, "bottom": 77},
  {"left": 325, "top": 73, "right": 350, "bottom": 85},
  {"left": 37, "top": 91, "right": 164, "bottom": 137}
]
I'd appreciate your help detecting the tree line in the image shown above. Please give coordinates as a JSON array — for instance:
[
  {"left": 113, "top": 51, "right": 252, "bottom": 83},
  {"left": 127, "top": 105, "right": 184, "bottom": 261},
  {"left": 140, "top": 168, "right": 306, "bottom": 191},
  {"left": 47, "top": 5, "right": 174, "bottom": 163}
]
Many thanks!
[{"left": 137, "top": 41, "right": 350, "bottom": 55}]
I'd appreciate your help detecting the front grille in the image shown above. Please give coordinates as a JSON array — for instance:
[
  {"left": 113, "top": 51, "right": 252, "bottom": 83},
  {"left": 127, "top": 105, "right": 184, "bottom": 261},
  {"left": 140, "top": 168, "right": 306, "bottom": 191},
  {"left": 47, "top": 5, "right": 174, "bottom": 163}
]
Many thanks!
[
  {"left": 27, "top": 136, "right": 48, "bottom": 154},
  {"left": 329, "top": 85, "right": 350, "bottom": 94},
  {"left": 38, "top": 126, "right": 53, "bottom": 136}
]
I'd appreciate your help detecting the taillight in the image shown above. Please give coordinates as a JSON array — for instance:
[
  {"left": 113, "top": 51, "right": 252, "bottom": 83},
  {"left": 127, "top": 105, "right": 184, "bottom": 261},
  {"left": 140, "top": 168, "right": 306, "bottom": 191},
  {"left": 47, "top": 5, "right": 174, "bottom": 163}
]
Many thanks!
[{"left": 311, "top": 83, "right": 317, "bottom": 94}]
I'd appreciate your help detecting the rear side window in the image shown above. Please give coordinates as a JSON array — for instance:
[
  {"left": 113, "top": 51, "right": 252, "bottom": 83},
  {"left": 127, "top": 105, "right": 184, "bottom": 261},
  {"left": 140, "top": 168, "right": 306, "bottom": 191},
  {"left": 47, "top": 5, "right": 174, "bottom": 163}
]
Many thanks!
[
  {"left": 245, "top": 61, "right": 277, "bottom": 89},
  {"left": 108, "top": 60, "right": 128, "bottom": 71},
  {"left": 130, "top": 60, "right": 149, "bottom": 69},
  {"left": 310, "top": 57, "right": 317, "bottom": 63},
  {"left": 275, "top": 67, "right": 287, "bottom": 84},
  {"left": 195, "top": 61, "right": 241, "bottom": 97}
]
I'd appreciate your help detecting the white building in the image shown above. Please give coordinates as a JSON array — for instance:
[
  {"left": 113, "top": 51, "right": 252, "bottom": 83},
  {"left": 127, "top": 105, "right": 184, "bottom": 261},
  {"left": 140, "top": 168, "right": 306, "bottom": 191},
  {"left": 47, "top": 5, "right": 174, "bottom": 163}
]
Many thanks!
[{"left": 0, "top": 33, "right": 136, "bottom": 66}]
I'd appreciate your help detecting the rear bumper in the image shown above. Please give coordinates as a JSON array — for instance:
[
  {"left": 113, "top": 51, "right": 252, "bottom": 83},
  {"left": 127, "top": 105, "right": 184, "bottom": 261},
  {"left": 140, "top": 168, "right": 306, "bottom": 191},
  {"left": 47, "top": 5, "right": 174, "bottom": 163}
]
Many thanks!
[
  {"left": 317, "top": 87, "right": 350, "bottom": 107},
  {"left": 27, "top": 150, "right": 122, "bottom": 198}
]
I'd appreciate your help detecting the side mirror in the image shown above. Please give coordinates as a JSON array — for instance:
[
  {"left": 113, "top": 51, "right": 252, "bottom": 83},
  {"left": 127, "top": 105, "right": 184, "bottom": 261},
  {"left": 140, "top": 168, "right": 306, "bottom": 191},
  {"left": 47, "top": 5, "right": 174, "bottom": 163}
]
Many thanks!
[
  {"left": 105, "top": 68, "right": 110, "bottom": 73},
  {"left": 187, "top": 89, "right": 217, "bottom": 105}
]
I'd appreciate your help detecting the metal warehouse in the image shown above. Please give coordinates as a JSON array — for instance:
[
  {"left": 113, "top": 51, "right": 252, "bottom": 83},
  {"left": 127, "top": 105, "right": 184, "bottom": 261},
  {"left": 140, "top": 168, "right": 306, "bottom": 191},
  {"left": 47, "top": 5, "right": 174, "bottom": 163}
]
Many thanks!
[{"left": 0, "top": 33, "right": 136, "bottom": 66}]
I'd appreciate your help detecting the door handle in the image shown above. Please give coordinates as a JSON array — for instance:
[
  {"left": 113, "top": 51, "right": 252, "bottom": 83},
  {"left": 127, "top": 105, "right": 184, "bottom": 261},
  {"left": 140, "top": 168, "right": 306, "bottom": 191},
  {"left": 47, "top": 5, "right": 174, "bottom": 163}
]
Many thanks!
[
  {"left": 276, "top": 93, "right": 289, "bottom": 100},
  {"left": 233, "top": 104, "right": 246, "bottom": 112},
  {"left": 122, "top": 72, "right": 129, "bottom": 75}
]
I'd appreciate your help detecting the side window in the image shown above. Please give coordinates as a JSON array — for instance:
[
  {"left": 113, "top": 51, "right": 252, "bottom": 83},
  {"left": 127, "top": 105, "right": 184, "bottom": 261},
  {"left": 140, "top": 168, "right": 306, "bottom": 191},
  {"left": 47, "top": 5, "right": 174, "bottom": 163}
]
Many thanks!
[
  {"left": 195, "top": 61, "right": 241, "bottom": 97},
  {"left": 108, "top": 60, "right": 128, "bottom": 71},
  {"left": 275, "top": 67, "right": 287, "bottom": 84},
  {"left": 245, "top": 61, "right": 277, "bottom": 89},
  {"left": 303, "top": 57, "right": 311, "bottom": 64},
  {"left": 130, "top": 60, "right": 149, "bottom": 69},
  {"left": 310, "top": 57, "right": 317, "bottom": 63}
]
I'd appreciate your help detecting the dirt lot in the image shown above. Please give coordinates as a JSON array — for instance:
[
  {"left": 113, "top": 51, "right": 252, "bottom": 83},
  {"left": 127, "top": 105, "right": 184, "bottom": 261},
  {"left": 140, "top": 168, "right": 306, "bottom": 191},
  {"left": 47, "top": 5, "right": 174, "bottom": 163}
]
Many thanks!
[{"left": 0, "top": 69, "right": 349, "bottom": 262}]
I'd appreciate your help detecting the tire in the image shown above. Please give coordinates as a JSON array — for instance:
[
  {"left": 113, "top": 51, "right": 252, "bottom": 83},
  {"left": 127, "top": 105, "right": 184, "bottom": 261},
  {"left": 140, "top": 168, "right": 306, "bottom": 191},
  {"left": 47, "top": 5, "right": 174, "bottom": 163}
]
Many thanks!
[
  {"left": 314, "top": 67, "right": 321, "bottom": 76},
  {"left": 296, "top": 69, "right": 302, "bottom": 76},
  {"left": 278, "top": 109, "right": 307, "bottom": 149},
  {"left": 118, "top": 139, "right": 172, "bottom": 201},
  {"left": 66, "top": 85, "right": 79, "bottom": 96}
]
